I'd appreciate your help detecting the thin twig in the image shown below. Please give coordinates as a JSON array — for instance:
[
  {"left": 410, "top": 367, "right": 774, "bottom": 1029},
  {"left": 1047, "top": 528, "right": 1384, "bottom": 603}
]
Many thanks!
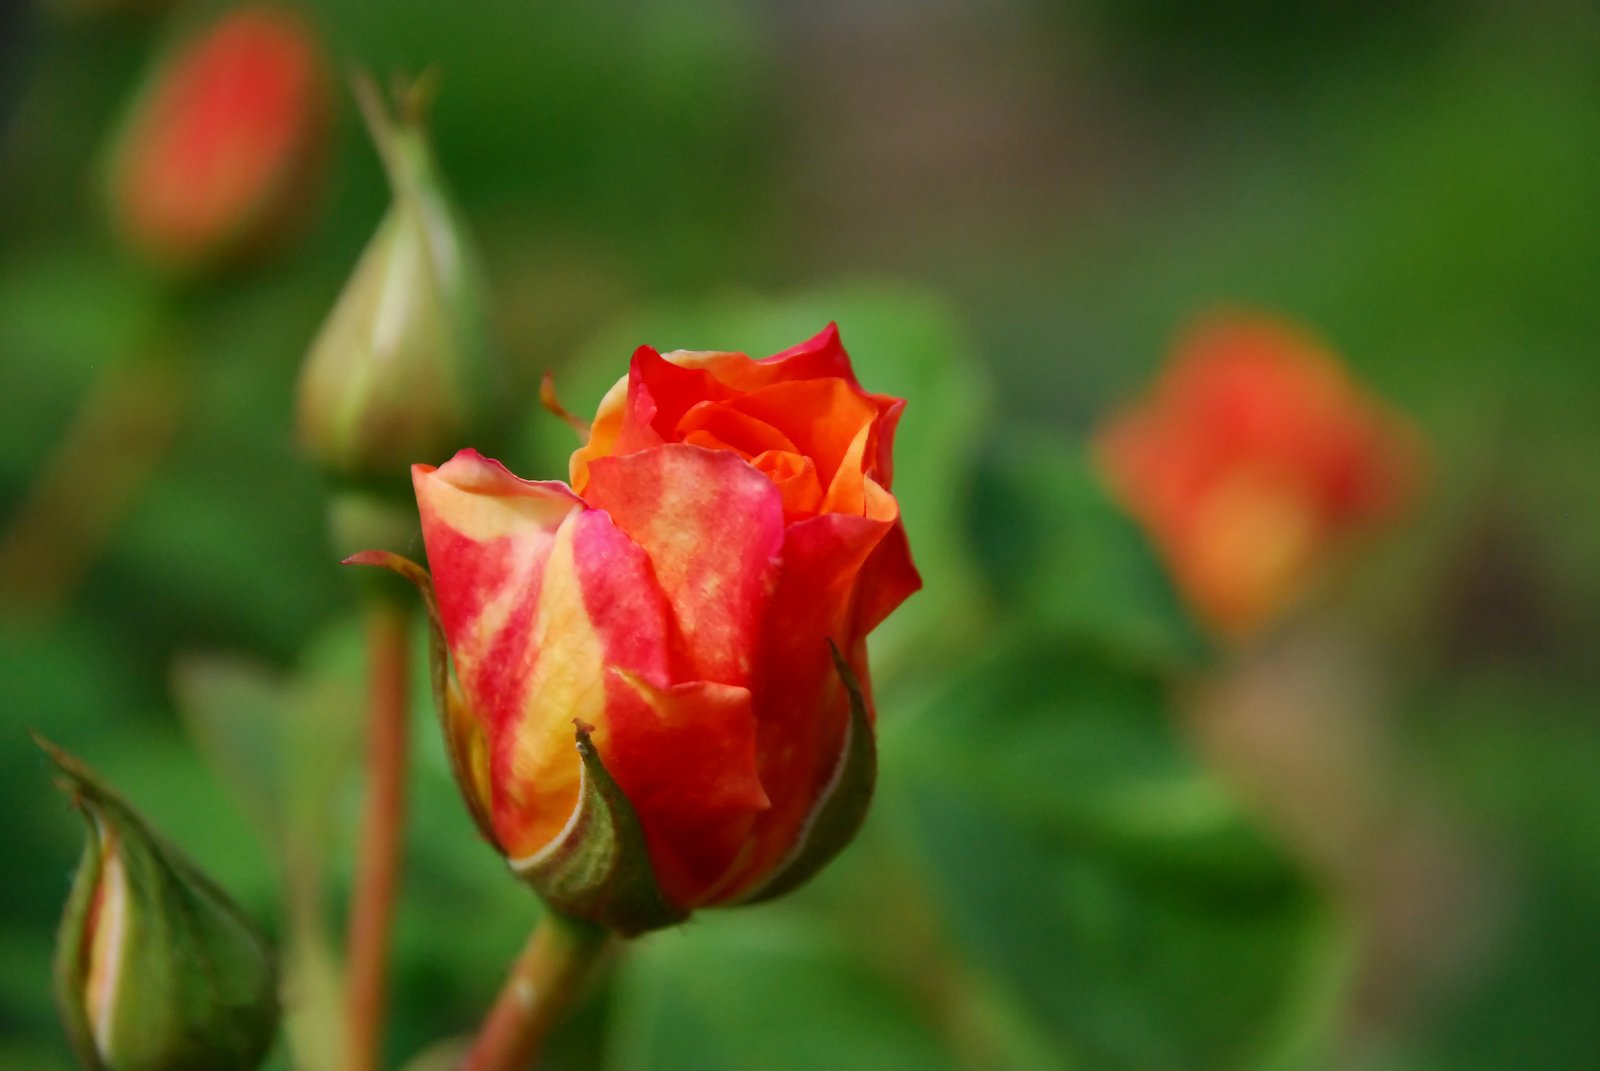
[{"left": 345, "top": 597, "right": 412, "bottom": 1071}]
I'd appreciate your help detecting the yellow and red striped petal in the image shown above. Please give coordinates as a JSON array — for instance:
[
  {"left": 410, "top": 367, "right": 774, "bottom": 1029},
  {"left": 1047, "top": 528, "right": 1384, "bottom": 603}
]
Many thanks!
[
  {"left": 584, "top": 444, "right": 784, "bottom": 688},
  {"left": 488, "top": 505, "right": 686, "bottom": 859},
  {"left": 416, "top": 451, "right": 679, "bottom": 859}
]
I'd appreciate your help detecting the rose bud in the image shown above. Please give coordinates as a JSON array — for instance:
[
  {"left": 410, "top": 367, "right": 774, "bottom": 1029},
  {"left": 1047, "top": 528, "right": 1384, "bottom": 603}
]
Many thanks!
[
  {"left": 105, "top": 7, "right": 329, "bottom": 276},
  {"left": 1095, "top": 313, "right": 1421, "bottom": 640},
  {"left": 41, "top": 739, "right": 278, "bottom": 1071},
  {"left": 296, "top": 73, "right": 496, "bottom": 495},
  {"left": 352, "top": 325, "right": 919, "bottom": 933}
]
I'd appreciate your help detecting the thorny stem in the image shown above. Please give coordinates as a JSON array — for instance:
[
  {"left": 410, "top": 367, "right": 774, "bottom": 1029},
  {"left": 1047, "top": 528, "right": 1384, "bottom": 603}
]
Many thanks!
[
  {"left": 345, "top": 597, "right": 411, "bottom": 1071},
  {"left": 460, "top": 913, "right": 612, "bottom": 1071}
]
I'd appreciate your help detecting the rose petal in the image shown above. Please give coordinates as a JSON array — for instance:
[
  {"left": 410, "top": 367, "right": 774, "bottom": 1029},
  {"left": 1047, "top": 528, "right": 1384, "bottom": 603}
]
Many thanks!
[
  {"left": 603, "top": 671, "right": 768, "bottom": 906},
  {"left": 750, "top": 449, "right": 824, "bottom": 521},
  {"left": 417, "top": 452, "right": 682, "bottom": 858},
  {"left": 676, "top": 401, "right": 799, "bottom": 459},
  {"left": 585, "top": 444, "right": 784, "bottom": 687},
  {"left": 707, "top": 508, "right": 902, "bottom": 901},
  {"left": 819, "top": 422, "right": 872, "bottom": 516},
  {"left": 671, "top": 324, "right": 861, "bottom": 392},
  {"left": 490, "top": 506, "right": 678, "bottom": 857},
  {"left": 869, "top": 396, "right": 904, "bottom": 491},
  {"left": 568, "top": 372, "right": 630, "bottom": 493},
  {"left": 851, "top": 480, "right": 922, "bottom": 636},
  {"left": 571, "top": 345, "right": 708, "bottom": 493},
  {"left": 722, "top": 379, "right": 879, "bottom": 490},
  {"left": 414, "top": 451, "right": 585, "bottom": 724}
]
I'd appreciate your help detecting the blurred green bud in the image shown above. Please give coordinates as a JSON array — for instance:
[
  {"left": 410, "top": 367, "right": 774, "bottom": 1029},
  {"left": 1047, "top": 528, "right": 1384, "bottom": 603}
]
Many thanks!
[
  {"left": 296, "top": 72, "right": 496, "bottom": 493},
  {"left": 43, "top": 738, "right": 278, "bottom": 1071}
]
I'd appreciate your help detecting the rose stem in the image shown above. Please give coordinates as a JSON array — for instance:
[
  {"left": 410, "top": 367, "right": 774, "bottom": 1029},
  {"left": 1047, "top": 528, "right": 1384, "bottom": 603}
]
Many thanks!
[
  {"left": 460, "top": 912, "right": 612, "bottom": 1071},
  {"left": 345, "top": 595, "right": 412, "bottom": 1071}
]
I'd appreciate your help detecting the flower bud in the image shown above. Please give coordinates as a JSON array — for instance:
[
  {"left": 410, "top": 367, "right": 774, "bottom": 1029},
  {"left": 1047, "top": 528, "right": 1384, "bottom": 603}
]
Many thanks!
[
  {"left": 1095, "top": 312, "right": 1422, "bottom": 639},
  {"left": 352, "top": 326, "right": 916, "bottom": 933},
  {"left": 105, "top": 7, "right": 329, "bottom": 276},
  {"left": 43, "top": 739, "right": 278, "bottom": 1071},
  {"left": 296, "top": 74, "right": 496, "bottom": 492}
]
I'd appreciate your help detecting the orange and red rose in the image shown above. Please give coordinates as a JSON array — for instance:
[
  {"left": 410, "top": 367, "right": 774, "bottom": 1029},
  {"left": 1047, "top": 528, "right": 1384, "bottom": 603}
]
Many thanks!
[
  {"left": 1096, "top": 313, "right": 1420, "bottom": 639},
  {"left": 406, "top": 326, "right": 918, "bottom": 921}
]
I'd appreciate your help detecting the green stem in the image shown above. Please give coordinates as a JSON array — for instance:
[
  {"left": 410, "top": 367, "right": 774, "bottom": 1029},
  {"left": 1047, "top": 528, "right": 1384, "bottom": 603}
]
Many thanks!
[
  {"left": 345, "top": 597, "right": 412, "bottom": 1071},
  {"left": 460, "top": 913, "right": 612, "bottom": 1071}
]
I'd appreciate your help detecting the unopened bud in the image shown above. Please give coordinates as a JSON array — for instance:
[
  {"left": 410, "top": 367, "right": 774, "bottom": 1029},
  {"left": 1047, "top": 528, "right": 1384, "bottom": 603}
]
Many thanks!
[
  {"left": 44, "top": 739, "right": 278, "bottom": 1071},
  {"left": 105, "top": 7, "right": 330, "bottom": 276},
  {"left": 296, "top": 72, "right": 496, "bottom": 492}
]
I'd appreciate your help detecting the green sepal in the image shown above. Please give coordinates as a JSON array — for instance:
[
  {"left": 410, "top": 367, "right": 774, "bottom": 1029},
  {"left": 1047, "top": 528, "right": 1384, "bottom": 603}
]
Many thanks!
[
  {"left": 41, "top": 737, "right": 278, "bottom": 1071},
  {"left": 344, "top": 550, "right": 496, "bottom": 844},
  {"left": 510, "top": 720, "right": 689, "bottom": 936},
  {"left": 738, "top": 640, "right": 878, "bottom": 905}
]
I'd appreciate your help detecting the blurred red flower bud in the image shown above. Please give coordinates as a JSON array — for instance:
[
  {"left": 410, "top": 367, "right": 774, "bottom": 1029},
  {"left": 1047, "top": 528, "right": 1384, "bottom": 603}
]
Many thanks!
[
  {"left": 1096, "top": 313, "right": 1422, "bottom": 640},
  {"left": 106, "top": 7, "right": 329, "bottom": 275}
]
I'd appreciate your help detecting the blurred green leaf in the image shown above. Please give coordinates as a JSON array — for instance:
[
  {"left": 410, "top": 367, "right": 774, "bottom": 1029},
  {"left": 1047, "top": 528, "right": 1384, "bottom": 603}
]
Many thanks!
[
  {"left": 971, "top": 437, "right": 1207, "bottom": 670},
  {"left": 171, "top": 621, "right": 369, "bottom": 1071},
  {"left": 884, "top": 635, "right": 1352, "bottom": 1069},
  {"left": 171, "top": 623, "right": 364, "bottom": 872},
  {"left": 1392, "top": 673, "right": 1600, "bottom": 1070},
  {"left": 170, "top": 656, "right": 287, "bottom": 841},
  {"left": 610, "top": 911, "right": 964, "bottom": 1071}
]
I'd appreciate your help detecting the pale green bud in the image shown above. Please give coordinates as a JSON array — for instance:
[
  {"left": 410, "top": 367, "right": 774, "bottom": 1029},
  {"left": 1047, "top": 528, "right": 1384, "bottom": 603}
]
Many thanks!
[
  {"left": 296, "top": 73, "right": 496, "bottom": 491},
  {"left": 44, "top": 739, "right": 278, "bottom": 1071}
]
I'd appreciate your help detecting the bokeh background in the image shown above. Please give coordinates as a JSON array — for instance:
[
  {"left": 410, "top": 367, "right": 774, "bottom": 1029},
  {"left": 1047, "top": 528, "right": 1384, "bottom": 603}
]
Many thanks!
[{"left": 3, "top": 1, "right": 1599, "bottom": 1068}]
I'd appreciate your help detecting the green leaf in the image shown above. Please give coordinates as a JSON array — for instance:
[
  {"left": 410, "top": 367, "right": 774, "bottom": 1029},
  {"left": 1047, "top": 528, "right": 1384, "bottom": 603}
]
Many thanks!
[
  {"left": 170, "top": 624, "right": 369, "bottom": 1071},
  {"left": 168, "top": 658, "right": 289, "bottom": 848},
  {"left": 610, "top": 911, "right": 964, "bottom": 1071},
  {"left": 884, "top": 635, "right": 1351, "bottom": 1070},
  {"left": 170, "top": 626, "right": 365, "bottom": 878},
  {"left": 970, "top": 436, "right": 1209, "bottom": 670}
]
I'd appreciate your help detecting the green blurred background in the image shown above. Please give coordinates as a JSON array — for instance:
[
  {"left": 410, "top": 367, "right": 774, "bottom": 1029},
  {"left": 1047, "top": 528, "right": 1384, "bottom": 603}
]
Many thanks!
[{"left": 3, "top": 1, "right": 1598, "bottom": 1068}]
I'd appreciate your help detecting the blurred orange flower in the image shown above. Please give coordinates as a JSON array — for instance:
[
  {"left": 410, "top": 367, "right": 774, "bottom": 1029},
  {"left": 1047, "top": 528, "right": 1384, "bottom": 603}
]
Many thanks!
[
  {"left": 1096, "top": 313, "right": 1421, "bottom": 640},
  {"left": 106, "top": 7, "right": 329, "bottom": 274}
]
